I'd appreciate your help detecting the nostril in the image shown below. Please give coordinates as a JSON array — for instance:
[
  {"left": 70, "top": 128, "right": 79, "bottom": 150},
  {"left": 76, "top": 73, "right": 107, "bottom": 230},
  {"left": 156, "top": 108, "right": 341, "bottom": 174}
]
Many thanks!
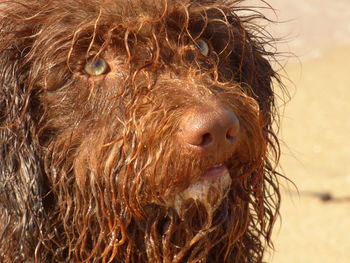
[
  {"left": 200, "top": 133, "right": 213, "bottom": 146},
  {"left": 226, "top": 124, "right": 239, "bottom": 142},
  {"left": 226, "top": 130, "right": 234, "bottom": 142}
]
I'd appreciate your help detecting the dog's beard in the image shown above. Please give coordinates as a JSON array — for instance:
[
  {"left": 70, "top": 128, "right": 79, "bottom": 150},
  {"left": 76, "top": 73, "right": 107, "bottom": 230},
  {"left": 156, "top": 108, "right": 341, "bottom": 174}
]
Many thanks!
[{"left": 167, "top": 171, "right": 232, "bottom": 221}]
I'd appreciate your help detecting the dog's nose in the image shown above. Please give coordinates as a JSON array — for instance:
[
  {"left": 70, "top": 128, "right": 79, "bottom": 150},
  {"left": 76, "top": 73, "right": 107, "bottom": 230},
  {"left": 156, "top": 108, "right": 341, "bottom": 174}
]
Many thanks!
[{"left": 179, "top": 107, "right": 240, "bottom": 151}]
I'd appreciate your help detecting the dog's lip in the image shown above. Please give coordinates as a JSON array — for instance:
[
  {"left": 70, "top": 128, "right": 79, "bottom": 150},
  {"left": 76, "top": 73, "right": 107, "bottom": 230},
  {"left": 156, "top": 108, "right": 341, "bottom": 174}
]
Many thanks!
[{"left": 200, "top": 164, "right": 229, "bottom": 180}]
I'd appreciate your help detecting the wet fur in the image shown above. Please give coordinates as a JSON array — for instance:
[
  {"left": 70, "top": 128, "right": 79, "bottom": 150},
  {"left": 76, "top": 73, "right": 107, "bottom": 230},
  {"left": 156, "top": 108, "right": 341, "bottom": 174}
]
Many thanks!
[{"left": 0, "top": 0, "right": 283, "bottom": 262}]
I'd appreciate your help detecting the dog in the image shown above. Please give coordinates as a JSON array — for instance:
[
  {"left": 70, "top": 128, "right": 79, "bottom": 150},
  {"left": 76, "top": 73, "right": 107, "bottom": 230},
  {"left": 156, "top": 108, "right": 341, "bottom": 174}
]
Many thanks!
[{"left": 0, "top": 0, "right": 283, "bottom": 262}]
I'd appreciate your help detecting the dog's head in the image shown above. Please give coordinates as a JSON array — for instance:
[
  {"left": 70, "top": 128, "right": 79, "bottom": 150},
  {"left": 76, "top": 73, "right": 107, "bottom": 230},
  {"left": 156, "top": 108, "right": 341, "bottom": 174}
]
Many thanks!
[{"left": 0, "top": 0, "right": 282, "bottom": 262}]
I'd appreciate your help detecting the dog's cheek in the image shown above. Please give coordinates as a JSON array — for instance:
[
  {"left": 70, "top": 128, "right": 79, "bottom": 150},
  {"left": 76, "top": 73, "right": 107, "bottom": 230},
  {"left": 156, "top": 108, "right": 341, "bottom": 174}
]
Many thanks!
[{"left": 40, "top": 74, "right": 124, "bottom": 128}]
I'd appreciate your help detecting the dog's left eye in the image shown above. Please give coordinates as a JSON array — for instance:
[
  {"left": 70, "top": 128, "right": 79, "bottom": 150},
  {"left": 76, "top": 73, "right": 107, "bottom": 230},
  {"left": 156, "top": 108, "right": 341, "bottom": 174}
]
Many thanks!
[
  {"left": 194, "top": 39, "right": 209, "bottom": 56},
  {"left": 84, "top": 58, "right": 109, "bottom": 76}
]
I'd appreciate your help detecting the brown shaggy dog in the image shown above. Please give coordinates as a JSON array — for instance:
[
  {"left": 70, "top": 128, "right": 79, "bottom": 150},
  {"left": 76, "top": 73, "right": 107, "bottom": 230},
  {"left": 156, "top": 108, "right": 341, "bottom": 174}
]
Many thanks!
[{"left": 0, "top": 0, "right": 284, "bottom": 262}]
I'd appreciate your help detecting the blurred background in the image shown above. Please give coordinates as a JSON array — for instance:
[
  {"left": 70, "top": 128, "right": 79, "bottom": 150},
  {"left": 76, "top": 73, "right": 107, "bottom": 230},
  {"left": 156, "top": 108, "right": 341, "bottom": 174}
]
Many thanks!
[{"left": 257, "top": 0, "right": 350, "bottom": 262}]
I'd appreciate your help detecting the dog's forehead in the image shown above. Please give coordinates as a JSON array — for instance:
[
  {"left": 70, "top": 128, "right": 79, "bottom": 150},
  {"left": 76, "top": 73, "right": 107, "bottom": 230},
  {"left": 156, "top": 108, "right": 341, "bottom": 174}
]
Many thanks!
[
  {"left": 67, "top": 0, "right": 233, "bottom": 36},
  {"left": 32, "top": 1, "right": 235, "bottom": 64}
]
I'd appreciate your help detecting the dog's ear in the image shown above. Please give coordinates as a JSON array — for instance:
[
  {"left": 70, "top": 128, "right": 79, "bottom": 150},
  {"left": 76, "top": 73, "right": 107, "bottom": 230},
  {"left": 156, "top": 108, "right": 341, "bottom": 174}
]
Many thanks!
[
  {"left": 227, "top": 27, "right": 276, "bottom": 129},
  {"left": 199, "top": 7, "right": 277, "bottom": 128},
  {"left": 0, "top": 18, "right": 46, "bottom": 257},
  {"left": 240, "top": 46, "right": 276, "bottom": 128}
]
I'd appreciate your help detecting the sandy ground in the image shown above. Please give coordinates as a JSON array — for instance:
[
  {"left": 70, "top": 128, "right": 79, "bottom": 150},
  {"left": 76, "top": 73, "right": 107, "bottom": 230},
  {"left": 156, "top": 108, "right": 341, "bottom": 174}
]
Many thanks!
[
  {"left": 257, "top": 1, "right": 350, "bottom": 262},
  {"left": 267, "top": 46, "right": 350, "bottom": 263}
]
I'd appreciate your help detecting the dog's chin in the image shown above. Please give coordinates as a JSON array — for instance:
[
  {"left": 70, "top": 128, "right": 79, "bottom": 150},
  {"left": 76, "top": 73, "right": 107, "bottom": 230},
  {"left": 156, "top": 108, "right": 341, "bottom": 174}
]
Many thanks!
[{"left": 167, "top": 166, "right": 232, "bottom": 220}]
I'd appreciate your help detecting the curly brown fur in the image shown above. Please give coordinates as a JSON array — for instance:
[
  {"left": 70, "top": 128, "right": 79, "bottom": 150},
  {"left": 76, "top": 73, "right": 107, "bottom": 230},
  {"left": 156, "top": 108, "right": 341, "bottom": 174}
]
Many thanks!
[{"left": 0, "top": 0, "right": 284, "bottom": 262}]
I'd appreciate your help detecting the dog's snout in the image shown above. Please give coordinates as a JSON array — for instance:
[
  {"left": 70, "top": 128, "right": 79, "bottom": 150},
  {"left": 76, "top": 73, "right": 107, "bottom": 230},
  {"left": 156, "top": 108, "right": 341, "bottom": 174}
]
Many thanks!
[{"left": 179, "top": 107, "right": 240, "bottom": 151}]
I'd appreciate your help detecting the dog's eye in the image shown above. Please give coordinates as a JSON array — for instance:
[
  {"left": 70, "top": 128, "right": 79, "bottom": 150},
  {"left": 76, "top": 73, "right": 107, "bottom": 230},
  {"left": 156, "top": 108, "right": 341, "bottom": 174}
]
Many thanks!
[
  {"left": 84, "top": 58, "right": 109, "bottom": 76},
  {"left": 194, "top": 39, "right": 209, "bottom": 56}
]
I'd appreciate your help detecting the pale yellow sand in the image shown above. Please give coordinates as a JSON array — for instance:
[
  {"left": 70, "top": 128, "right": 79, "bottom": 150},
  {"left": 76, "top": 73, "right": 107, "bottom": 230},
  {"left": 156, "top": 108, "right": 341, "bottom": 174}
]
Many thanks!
[
  {"left": 257, "top": 1, "right": 350, "bottom": 261},
  {"left": 267, "top": 45, "right": 350, "bottom": 263}
]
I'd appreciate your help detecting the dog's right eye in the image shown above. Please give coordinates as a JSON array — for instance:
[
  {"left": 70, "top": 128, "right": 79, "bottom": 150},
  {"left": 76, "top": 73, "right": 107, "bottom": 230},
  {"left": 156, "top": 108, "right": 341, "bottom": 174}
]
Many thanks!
[
  {"left": 194, "top": 39, "right": 210, "bottom": 56},
  {"left": 84, "top": 58, "right": 109, "bottom": 76}
]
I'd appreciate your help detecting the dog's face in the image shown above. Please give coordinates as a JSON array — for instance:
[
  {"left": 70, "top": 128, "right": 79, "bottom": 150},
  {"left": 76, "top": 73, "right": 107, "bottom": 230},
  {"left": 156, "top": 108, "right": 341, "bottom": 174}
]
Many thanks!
[{"left": 0, "top": 0, "right": 281, "bottom": 262}]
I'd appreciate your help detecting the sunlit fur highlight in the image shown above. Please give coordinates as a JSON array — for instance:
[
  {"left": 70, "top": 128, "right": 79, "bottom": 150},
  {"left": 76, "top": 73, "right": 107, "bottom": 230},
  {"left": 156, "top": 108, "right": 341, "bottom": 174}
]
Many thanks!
[{"left": 0, "top": 0, "right": 283, "bottom": 262}]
